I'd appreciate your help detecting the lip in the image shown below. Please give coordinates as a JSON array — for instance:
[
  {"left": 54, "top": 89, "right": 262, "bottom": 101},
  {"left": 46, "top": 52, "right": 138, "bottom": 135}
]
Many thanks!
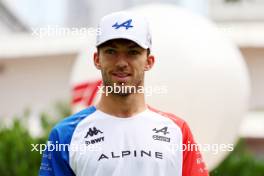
[{"left": 112, "top": 72, "right": 131, "bottom": 82}]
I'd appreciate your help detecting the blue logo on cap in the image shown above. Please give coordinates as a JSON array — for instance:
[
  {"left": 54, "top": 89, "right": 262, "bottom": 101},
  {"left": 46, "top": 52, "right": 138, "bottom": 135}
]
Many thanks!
[{"left": 112, "top": 19, "right": 133, "bottom": 30}]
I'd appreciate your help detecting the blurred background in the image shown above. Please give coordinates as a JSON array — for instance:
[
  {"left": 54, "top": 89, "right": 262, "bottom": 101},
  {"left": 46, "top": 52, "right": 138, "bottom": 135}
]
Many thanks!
[{"left": 0, "top": 0, "right": 264, "bottom": 175}]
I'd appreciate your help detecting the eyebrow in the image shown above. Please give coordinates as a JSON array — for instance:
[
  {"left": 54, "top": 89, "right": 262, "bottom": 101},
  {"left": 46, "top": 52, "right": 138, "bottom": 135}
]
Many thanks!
[
  {"left": 104, "top": 43, "right": 141, "bottom": 49},
  {"left": 105, "top": 43, "right": 117, "bottom": 48},
  {"left": 128, "top": 44, "right": 140, "bottom": 49}
]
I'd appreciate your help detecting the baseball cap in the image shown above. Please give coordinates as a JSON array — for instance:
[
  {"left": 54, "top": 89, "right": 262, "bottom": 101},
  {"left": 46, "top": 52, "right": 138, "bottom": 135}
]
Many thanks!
[{"left": 96, "top": 11, "right": 152, "bottom": 50}]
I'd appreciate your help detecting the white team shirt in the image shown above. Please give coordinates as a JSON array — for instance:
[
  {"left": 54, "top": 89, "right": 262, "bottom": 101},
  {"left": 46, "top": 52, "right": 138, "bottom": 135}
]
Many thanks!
[{"left": 39, "top": 106, "right": 208, "bottom": 176}]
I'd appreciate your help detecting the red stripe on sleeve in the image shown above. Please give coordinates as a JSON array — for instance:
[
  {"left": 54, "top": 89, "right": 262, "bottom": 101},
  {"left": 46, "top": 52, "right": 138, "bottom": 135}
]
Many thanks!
[{"left": 148, "top": 106, "right": 209, "bottom": 176}]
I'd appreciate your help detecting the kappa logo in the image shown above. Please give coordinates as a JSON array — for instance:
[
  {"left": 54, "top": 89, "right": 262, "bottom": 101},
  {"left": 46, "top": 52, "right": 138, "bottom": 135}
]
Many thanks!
[
  {"left": 84, "top": 127, "right": 103, "bottom": 138},
  {"left": 112, "top": 19, "right": 133, "bottom": 30},
  {"left": 84, "top": 127, "right": 104, "bottom": 146},
  {"left": 153, "top": 126, "right": 169, "bottom": 135}
]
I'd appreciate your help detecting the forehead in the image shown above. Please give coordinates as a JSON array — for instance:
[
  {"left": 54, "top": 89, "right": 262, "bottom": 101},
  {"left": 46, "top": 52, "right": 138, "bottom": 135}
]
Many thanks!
[{"left": 98, "top": 39, "right": 142, "bottom": 48}]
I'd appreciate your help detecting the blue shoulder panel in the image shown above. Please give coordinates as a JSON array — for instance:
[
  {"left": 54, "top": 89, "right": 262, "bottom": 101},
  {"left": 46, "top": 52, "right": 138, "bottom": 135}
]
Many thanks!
[{"left": 39, "top": 106, "right": 96, "bottom": 176}]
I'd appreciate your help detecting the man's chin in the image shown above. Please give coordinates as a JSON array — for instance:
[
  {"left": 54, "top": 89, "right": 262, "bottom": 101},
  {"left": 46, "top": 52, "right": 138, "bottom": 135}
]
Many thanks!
[
  {"left": 105, "top": 82, "right": 138, "bottom": 96},
  {"left": 114, "top": 92, "right": 131, "bottom": 97},
  {"left": 115, "top": 81, "right": 128, "bottom": 85},
  {"left": 112, "top": 81, "right": 131, "bottom": 87}
]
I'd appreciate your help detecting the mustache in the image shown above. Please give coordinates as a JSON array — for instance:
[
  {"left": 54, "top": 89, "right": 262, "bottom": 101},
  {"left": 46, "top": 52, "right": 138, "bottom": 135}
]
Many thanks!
[{"left": 110, "top": 68, "right": 131, "bottom": 74}]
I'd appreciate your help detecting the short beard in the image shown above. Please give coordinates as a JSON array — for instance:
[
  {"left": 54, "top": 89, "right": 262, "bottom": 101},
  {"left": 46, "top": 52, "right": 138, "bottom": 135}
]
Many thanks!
[{"left": 101, "top": 70, "right": 144, "bottom": 97}]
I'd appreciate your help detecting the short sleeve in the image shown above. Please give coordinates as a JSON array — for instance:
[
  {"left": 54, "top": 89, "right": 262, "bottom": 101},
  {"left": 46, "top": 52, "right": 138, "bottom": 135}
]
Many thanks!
[
  {"left": 181, "top": 122, "right": 208, "bottom": 176},
  {"left": 39, "top": 128, "right": 75, "bottom": 176}
]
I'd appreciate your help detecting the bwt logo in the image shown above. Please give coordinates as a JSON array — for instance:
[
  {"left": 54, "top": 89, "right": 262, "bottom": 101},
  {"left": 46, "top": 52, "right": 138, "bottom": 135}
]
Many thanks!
[
  {"left": 84, "top": 127, "right": 103, "bottom": 138},
  {"left": 85, "top": 137, "right": 104, "bottom": 146}
]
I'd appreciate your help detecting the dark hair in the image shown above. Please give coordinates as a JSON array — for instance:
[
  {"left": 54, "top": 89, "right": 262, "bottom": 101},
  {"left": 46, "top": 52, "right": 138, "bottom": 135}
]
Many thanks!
[
  {"left": 97, "top": 39, "right": 151, "bottom": 56},
  {"left": 97, "top": 47, "right": 150, "bottom": 56}
]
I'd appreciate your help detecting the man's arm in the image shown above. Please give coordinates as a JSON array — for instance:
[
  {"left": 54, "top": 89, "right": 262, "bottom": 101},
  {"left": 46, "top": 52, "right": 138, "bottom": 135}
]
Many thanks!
[
  {"left": 39, "top": 127, "right": 75, "bottom": 176},
  {"left": 181, "top": 122, "right": 209, "bottom": 176}
]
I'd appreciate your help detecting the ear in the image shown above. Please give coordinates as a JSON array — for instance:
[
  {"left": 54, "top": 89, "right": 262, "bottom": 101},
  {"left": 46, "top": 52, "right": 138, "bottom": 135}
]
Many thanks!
[
  {"left": 144, "top": 55, "right": 155, "bottom": 71},
  {"left": 93, "top": 52, "right": 101, "bottom": 70}
]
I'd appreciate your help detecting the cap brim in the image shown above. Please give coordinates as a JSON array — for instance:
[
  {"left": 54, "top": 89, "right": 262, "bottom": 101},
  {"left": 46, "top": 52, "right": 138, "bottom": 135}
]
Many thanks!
[{"left": 96, "top": 35, "right": 149, "bottom": 49}]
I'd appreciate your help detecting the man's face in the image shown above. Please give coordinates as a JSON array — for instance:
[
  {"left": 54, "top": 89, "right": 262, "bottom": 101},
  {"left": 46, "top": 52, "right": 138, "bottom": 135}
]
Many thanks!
[{"left": 94, "top": 39, "right": 154, "bottom": 96}]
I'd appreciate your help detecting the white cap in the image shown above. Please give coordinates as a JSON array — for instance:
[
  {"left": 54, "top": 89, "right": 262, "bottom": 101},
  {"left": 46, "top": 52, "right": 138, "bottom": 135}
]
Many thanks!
[{"left": 96, "top": 11, "right": 152, "bottom": 50}]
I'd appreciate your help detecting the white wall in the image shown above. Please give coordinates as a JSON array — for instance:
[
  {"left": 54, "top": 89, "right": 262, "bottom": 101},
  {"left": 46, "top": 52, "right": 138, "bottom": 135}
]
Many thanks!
[
  {"left": 210, "top": 0, "right": 264, "bottom": 21},
  {"left": 0, "top": 54, "right": 76, "bottom": 118},
  {"left": 241, "top": 47, "right": 264, "bottom": 110}
]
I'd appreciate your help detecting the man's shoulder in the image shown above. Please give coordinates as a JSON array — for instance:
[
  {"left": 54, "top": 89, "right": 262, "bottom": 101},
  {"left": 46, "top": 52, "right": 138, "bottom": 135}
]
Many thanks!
[
  {"left": 49, "top": 106, "right": 97, "bottom": 142},
  {"left": 147, "top": 105, "right": 187, "bottom": 130},
  {"left": 147, "top": 105, "right": 195, "bottom": 142}
]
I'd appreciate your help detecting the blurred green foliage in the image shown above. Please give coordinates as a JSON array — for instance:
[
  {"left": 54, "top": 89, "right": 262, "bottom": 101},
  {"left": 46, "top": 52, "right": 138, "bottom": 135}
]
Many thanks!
[
  {"left": 0, "top": 102, "right": 71, "bottom": 176},
  {"left": 0, "top": 101, "right": 264, "bottom": 175},
  {"left": 210, "top": 139, "right": 264, "bottom": 176}
]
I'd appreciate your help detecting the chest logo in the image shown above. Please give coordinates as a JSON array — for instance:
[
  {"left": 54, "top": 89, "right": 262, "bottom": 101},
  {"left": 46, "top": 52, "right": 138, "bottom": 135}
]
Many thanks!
[
  {"left": 152, "top": 126, "right": 170, "bottom": 143},
  {"left": 84, "top": 127, "right": 103, "bottom": 138},
  {"left": 153, "top": 126, "right": 169, "bottom": 135},
  {"left": 84, "top": 127, "right": 104, "bottom": 146}
]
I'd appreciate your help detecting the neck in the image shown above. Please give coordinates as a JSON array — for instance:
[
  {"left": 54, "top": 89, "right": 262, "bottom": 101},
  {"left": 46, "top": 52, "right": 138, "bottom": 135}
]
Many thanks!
[{"left": 96, "top": 92, "right": 147, "bottom": 118}]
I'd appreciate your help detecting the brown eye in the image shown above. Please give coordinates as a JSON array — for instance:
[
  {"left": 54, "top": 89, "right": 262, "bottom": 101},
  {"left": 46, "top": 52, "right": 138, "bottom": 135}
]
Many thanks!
[
  {"left": 128, "top": 50, "right": 140, "bottom": 55},
  {"left": 105, "top": 48, "right": 116, "bottom": 55}
]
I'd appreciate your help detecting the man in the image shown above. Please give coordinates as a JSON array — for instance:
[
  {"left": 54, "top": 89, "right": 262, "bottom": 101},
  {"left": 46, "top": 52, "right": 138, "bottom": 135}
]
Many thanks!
[{"left": 39, "top": 11, "right": 208, "bottom": 176}]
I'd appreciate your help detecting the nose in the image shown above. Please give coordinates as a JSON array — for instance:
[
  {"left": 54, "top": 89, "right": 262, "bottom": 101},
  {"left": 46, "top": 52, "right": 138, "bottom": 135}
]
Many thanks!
[{"left": 115, "top": 54, "right": 128, "bottom": 69}]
